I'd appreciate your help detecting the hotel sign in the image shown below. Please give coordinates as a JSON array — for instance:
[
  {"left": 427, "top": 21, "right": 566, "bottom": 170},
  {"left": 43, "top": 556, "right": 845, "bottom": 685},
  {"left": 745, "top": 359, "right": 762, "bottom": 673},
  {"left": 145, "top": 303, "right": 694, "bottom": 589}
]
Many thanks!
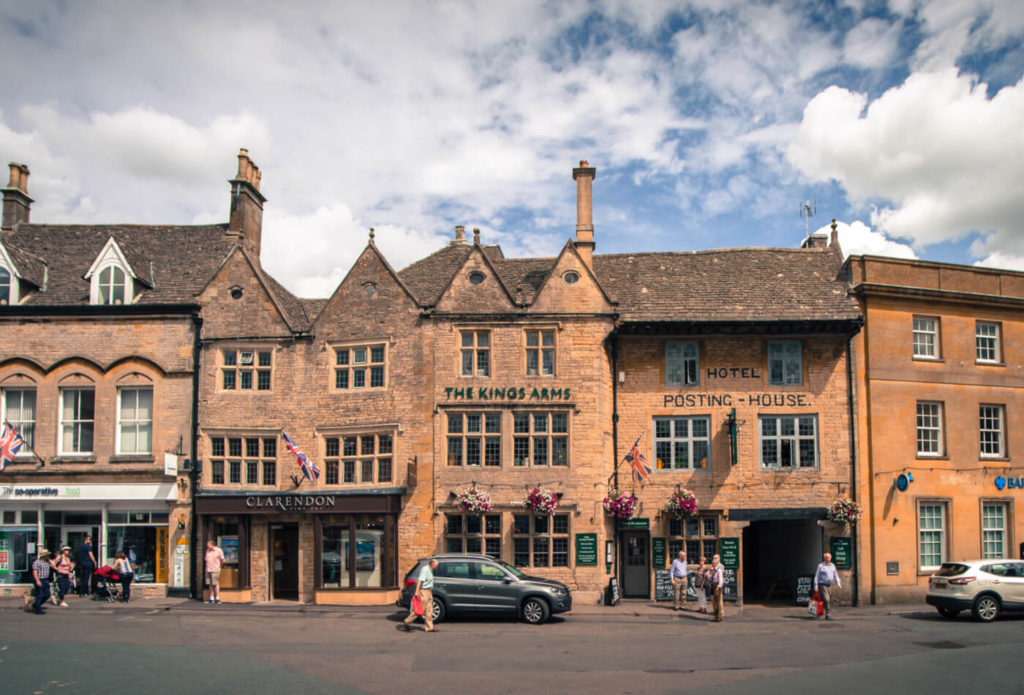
[{"left": 245, "top": 495, "right": 337, "bottom": 512}]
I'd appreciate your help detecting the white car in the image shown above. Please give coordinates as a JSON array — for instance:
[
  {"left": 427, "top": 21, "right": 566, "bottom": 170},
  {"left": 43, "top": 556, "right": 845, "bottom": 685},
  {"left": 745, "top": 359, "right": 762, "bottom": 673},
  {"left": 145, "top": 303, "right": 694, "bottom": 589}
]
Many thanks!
[{"left": 926, "top": 559, "right": 1024, "bottom": 622}]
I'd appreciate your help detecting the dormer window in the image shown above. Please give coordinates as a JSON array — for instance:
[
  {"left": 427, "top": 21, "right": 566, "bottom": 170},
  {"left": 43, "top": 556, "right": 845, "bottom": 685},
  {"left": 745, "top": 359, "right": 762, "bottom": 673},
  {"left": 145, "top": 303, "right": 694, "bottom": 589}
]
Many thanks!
[
  {"left": 86, "top": 237, "right": 136, "bottom": 305},
  {"left": 0, "top": 266, "right": 12, "bottom": 305},
  {"left": 98, "top": 265, "right": 128, "bottom": 304}
]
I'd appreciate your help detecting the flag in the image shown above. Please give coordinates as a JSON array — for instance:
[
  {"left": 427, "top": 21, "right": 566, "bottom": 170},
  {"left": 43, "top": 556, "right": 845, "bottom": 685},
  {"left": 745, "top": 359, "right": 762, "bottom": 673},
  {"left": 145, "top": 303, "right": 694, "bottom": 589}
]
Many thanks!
[
  {"left": 1, "top": 422, "right": 27, "bottom": 473},
  {"left": 282, "top": 431, "right": 320, "bottom": 481},
  {"left": 625, "top": 436, "right": 652, "bottom": 484}
]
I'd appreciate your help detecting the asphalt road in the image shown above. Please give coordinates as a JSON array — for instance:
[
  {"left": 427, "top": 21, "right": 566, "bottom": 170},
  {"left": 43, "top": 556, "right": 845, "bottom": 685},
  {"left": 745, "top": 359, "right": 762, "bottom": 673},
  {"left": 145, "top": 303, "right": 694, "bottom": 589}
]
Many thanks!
[{"left": 1, "top": 600, "right": 1022, "bottom": 694}]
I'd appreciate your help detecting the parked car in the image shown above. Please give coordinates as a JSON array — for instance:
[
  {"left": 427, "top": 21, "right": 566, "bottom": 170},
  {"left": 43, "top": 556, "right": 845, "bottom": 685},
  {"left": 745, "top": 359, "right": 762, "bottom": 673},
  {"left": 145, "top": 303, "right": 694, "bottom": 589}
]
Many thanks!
[
  {"left": 398, "top": 554, "right": 572, "bottom": 624},
  {"left": 926, "top": 559, "right": 1024, "bottom": 622}
]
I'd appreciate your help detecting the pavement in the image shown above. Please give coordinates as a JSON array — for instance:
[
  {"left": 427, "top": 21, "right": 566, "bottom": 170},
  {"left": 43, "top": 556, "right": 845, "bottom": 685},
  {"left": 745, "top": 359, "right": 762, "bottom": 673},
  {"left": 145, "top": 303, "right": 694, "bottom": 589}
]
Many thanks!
[{"left": 0, "top": 592, "right": 929, "bottom": 620}]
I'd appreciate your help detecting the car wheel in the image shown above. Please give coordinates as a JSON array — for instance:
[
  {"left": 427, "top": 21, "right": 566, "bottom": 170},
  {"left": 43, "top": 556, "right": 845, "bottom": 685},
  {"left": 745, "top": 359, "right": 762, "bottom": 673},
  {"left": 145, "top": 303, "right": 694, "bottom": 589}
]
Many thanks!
[
  {"left": 937, "top": 607, "right": 959, "bottom": 618},
  {"left": 431, "top": 597, "right": 446, "bottom": 624},
  {"left": 971, "top": 594, "right": 1000, "bottom": 622},
  {"left": 521, "top": 597, "right": 550, "bottom": 625}
]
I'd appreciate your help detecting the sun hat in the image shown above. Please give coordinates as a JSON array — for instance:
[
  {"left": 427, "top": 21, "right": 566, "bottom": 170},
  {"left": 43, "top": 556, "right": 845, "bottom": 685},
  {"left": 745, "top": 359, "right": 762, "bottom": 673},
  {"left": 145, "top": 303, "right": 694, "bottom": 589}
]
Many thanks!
[{"left": 37, "top": 547, "right": 51, "bottom": 558}]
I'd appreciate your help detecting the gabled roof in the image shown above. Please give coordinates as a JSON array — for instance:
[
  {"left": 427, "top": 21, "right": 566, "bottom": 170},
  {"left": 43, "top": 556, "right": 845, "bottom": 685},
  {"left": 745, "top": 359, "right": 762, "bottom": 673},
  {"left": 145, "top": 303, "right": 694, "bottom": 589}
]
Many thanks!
[
  {"left": 594, "top": 247, "right": 860, "bottom": 323},
  {"left": 0, "top": 240, "right": 47, "bottom": 288},
  {"left": 0, "top": 223, "right": 240, "bottom": 305}
]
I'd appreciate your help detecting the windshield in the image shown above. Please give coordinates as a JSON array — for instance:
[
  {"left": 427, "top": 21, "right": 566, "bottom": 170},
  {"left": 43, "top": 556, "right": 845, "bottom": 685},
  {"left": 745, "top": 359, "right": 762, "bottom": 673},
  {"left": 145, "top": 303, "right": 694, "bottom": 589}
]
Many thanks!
[
  {"left": 499, "top": 560, "right": 526, "bottom": 579},
  {"left": 934, "top": 563, "right": 970, "bottom": 577}
]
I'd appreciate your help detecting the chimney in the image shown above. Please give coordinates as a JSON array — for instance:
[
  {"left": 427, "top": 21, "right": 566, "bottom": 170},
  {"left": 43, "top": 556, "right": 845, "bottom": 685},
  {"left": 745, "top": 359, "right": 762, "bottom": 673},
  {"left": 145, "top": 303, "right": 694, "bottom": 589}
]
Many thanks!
[
  {"left": 572, "top": 160, "right": 596, "bottom": 268},
  {"left": 472, "top": 227, "right": 480, "bottom": 245},
  {"left": 452, "top": 225, "right": 467, "bottom": 244},
  {"left": 2, "top": 163, "right": 33, "bottom": 230},
  {"left": 228, "top": 149, "right": 266, "bottom": 257}
]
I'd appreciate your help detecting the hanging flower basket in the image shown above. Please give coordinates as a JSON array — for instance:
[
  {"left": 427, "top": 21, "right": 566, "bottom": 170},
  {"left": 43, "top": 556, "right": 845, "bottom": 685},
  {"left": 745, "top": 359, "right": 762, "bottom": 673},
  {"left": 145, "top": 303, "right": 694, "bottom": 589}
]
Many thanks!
[
  {"left": 455, "top": 486, "right": 492, "bottom": 513},
  {"left": 523, "top": 487, "right": 560, "bottom": 514},
  {"left": 827, "top": 498, "right": 862, "bottom": 524},
  {"left": 664, "top": 489, "right": 699, "bottom": 519},
  {"left": 602, "top": 490, "right": 636, "bottom": 519}
]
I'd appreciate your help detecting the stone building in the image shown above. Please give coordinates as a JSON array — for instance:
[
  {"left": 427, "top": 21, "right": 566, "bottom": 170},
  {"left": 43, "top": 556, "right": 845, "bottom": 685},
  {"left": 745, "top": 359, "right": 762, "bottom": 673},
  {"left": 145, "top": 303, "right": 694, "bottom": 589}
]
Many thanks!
[{"left": 849, "top": 255, "right": 1024, "bottom": 603}]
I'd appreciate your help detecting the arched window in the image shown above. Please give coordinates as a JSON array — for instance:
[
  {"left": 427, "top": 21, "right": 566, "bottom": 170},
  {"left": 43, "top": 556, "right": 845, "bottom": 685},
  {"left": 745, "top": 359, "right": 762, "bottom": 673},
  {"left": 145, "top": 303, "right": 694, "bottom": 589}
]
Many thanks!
[
  {"left": 0, "top": 266, "right": 11, "bottom": 305},
  {"left": 98, "top": 265, "right": 127, "bottom": 305}
]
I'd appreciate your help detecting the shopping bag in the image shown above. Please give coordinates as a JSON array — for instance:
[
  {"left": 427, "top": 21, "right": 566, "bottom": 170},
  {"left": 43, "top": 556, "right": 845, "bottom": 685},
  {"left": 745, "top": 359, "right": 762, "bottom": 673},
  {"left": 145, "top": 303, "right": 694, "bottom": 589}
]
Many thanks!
[
  {"left": 807, "top": 596, "right": 819, "bottom": 616},
  {"left": 412, "top": 596, "right": 425, "bottom": 617}
]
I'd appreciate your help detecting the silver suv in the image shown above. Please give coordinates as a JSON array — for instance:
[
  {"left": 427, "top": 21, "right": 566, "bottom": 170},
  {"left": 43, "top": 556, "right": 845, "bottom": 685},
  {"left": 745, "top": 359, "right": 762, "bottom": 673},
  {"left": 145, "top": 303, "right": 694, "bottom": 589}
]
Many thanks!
[
  {"left": 398, "top": 554, "right": 572, "bottom": 624},
  {"left": 926, "top": 559, "right": 1024, "bottom": 622}
]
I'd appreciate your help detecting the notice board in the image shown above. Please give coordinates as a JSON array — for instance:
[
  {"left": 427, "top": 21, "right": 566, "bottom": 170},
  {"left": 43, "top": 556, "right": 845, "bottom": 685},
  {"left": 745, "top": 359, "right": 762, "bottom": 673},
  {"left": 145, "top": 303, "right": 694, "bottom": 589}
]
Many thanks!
[{"left": 654, "top": 569, "right": 673, "bottom": 601}]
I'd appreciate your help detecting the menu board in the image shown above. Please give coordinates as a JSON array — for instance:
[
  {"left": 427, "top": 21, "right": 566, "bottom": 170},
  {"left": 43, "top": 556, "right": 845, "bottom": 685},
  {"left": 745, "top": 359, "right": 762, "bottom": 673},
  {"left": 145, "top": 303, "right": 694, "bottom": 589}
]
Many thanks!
[
  {"left": 575, "top": 533, "right": 598, "bottom": 566},
  {"left": 723, "top": 568, "right": 738, "bottom": 602},
  {"left": 654, "top": 569, "right": 673, "bottom": 601},
  {"left": 606, "top": 577, "right": 620, "bottom": 606},
  {"left": 795, "top": 575, "right": 814, "bottom": 605},
  {"left": 652, "top": 537, "right": 667, "bottom": 568},
  {"left": 719, "top": 537, "right": 740, "bottom": 569},
  {"left": 830, "top": 537, "right": 852, "bottom": 570}
]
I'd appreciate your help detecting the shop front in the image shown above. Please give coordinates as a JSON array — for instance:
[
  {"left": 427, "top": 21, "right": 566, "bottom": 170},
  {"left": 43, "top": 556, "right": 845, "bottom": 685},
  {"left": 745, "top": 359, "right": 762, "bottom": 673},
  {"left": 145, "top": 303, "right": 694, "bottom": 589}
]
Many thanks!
[
  {"left": 195, "top": 489, "right": 404, "bottom": 605},
  {"left": 0, "top": 482, "right": 180, "bottom": 596}
]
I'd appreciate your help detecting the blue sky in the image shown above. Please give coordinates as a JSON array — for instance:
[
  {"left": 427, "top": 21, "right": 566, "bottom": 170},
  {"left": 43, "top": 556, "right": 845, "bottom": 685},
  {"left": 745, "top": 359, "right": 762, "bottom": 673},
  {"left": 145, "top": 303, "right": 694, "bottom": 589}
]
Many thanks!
[{"left": 1, "top": 0, "right": 1022, "bottom": 297}]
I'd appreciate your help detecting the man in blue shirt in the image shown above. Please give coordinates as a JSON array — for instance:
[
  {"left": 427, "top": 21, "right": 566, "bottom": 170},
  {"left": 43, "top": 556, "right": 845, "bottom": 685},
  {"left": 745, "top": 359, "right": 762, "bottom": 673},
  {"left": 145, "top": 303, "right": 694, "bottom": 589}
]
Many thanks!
[
  {"left": 814, "top": 552, "right": 842, "bottom": 620},
  {"left": 31, "top": 548, "right": 53, "bottom": 614},
  {"left": 77, "top": 536, "right": 96, "bottom": 598},
  {"left": 670, "top": 550, "right": 688, "bottom": 610},
  {"left": 399, "top": 558, "right": 439, "bottom": 633}
]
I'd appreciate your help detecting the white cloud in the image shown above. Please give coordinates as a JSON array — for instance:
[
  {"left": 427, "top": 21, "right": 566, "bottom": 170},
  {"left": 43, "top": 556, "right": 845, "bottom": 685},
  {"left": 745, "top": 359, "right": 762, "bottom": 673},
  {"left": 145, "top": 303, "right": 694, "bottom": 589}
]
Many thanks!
[
  {"left": 789, "top": 69, "right": 1024, "bottom": 255},
  {"left": 843, "top": 17, "right": 904, "bottom": 69},
  {"left": 818, "top": 219, "right": 918, "bottom": 260}
]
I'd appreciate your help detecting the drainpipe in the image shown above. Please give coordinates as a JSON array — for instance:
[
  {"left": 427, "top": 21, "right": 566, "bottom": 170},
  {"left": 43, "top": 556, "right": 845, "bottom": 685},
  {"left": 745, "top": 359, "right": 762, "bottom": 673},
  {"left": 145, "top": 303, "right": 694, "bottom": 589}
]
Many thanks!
[
  {"left": 847, "top": 333, "right": 860, "bottom": 607},
  {"left": 611, "top": 329, "right": 620, "bottom": 598},
  {"left": 189, "top": 311, "right": 203, "bottom": 600}
]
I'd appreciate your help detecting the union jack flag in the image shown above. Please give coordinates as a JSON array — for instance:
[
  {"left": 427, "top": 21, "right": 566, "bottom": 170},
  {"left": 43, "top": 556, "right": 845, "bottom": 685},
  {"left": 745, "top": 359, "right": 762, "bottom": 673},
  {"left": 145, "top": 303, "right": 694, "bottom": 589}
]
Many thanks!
[
  {"left": 625, "top": 436, "right": 652, "bottom": 484},
  {"left": 282, "top": 431, "right": 320, "bottom": 481},
  {"left": 1, "top": 422, "right": 27, "bottom": 473}
]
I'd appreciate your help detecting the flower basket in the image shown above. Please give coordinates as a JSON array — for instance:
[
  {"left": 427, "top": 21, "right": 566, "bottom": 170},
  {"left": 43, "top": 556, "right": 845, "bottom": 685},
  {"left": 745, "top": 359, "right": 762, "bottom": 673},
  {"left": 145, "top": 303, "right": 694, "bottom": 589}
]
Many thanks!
[
  {"left": 602, "top": 490, "right": 636, "bottom": 520},
  {"left": 664, "top": 489, "right": 699, "bottom": 519},
  {"left": 523, "top": 487, "right": 560, "bottom": 514},
  {"left": 827, "top": 498, "right": 862, "bottom": 524},
  {"left": 455, "top": 486, "right": 492, "bottom": 513}
]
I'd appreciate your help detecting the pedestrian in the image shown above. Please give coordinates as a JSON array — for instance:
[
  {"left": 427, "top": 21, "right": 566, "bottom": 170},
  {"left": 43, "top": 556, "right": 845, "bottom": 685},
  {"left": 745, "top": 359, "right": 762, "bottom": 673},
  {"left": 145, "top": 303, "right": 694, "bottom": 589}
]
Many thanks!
[
  {"left": 399, "top": 558, "right": 439, "bottom": 633},
  {"left": 77, "top": 535, "right": 96, "bottom": 597},
  {"left": 813, "top": 551, "right": 842, "bottom": 621},
  {"left": 54, "top": 546, "right": 75, "bottom": 607},
  {"left": 670, "top": 550, "right": 688, "bottom": 610},
  {"left": 31, "top": 548, "right": 53, "bottom": 614},
  {"left": 205, "top": 539, "right": 226, "bottom": 604},
  {"left": 693, "top": 555, "right": 708, "bottom": 614},
  {"left": 113, "top": 551, "right": 134, "bottom": 602},
  {"left": 710, "top": 553, "right": 725, "bottom": 622}
]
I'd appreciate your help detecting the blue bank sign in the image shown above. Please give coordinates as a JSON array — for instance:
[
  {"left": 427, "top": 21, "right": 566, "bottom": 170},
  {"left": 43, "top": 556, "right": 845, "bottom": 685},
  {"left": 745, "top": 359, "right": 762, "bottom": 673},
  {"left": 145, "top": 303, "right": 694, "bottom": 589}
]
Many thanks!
[{"left": 994, "top": 476, "right": 1024, "bottom": 491}]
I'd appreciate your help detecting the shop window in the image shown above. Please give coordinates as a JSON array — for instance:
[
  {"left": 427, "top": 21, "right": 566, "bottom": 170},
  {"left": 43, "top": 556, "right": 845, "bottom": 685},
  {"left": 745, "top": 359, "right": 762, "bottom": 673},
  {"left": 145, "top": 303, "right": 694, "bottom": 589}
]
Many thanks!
[
  {"left": 654, "top": 416, "right": 710, "bottom": 470},
  {"left": 982, "top": 503, "right": 1008, "bottom": 559},
  {"left": 918, "top": 502, "right": 947, "bottom": 571},
  {"left": 445, "top": 513, "right": 501, "bottom": 556},
  {"left": 668, "top": 515, "right": 719, "bottom": 563},
  {"left": 447, "top": 412, "right": 501, "bottom": 466},
  {"left": 913, "top": 316, "right": 940, "bottom": 359},
  {"left": 513, "top": 513, "right": 569, "bottom": 568},
  {"left": 221, "top": 349, "right": 273, "bottom": 391},
  {"left": 666, "top": 341, "right": 699, "bottom": 386},
  {"left": 1, "top": 387, "right": 35, "bottom": 449},
  {"left": 319, "top": 514, "right": 395, "bottom": 589},
  {"left": 117, "top": 387, "right": 153, "bottom": 455},
  {"left": 209, "top": 518, "right": 245, "bottom": 589},
  {"left": 335, "top": 344, "right": 387, "bottom": 390},
  {"left": 323, "top": 433, "right": 394, "bottom": 485},
  {"left": 460, "top": 330, "right": 490, "bottom": 377},
  {"left": 979, "top": 404, "right": 1005, "bottom": 458},
  {"left": 525, "top": 329, "right": 556, "bottom": 376},
  {"left": 916, "top": 402, "right": 944, "bottom": 457},
  {"left": 976, "top": 321, "right": 1001, "bottom": 363},
  {"left": 208, "top": 435, "right": 276, "bottom": 486},
  {"left": 767, "top": 340, "right": 802, "bottom": 385},
  {"left": 0, "top": 527, "right": 38, "bottom": 583},
  {"left": 759, "top": 415, "right": 818, "bottom": 469},
  {"left": 513, "top": 411, "right": 569, "bottom": 466},
  {"left": 59, "top": 387, "right": 95, "bottom": 455},
  {"left": 107, "top": 513, "right": 165, "bottom": 582}
]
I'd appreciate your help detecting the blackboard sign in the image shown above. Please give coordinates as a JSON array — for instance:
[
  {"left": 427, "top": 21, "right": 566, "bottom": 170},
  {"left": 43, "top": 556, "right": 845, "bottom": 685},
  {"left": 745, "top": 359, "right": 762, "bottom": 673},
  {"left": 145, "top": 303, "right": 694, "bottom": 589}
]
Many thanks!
[
  {"left": 576, "top": 533, "right": 598, "bottom": 566},
  {"left": 795, "top": 575, "right": 814, "bottom": 605},
  {"left": 723, "top": 568, "right": 738, "bottom": 602},
  {"left": 830, "top": 536, "right": 852, "bottom": 570},
  {"left": 652, "top": 537, "right": 667, "bottom": 568},
  {"left": 606, "top": 577, "right": 620, "bottom": 606},
  {"left": 654, "top": 568, "right": 672, "bottom": 601},
  {"left": 720, "top": 537, "right": 740, "bottom": 569},
  {"left": 686, "top": 570, "right": 705, "bottom": 601}
]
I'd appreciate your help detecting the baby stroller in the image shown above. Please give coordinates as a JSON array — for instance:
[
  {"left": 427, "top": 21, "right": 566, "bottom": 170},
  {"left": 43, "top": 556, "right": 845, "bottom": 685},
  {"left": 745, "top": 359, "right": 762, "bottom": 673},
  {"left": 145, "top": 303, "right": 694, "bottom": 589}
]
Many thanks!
[{"left": 93, "top": 565, "right": 123, "bottom": 603}]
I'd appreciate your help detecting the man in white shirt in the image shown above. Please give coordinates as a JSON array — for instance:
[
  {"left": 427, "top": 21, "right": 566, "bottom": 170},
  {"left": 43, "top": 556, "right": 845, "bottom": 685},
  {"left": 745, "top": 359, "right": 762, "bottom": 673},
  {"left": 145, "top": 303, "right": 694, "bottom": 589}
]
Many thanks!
[
  {"left": 670, "top": 551, "right": 688, "bottom": 610},
  {"left": 813, "top": 552, "right": 842, "bottom": 620},
  {"left": 399, "top": 558, "right": 439, "bottom": 633}
]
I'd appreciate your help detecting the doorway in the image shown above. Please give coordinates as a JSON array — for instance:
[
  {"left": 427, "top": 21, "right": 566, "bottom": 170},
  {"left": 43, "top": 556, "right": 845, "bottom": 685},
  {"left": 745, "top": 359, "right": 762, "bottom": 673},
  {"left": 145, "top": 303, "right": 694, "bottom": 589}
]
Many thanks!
[
  {"left": 621, "top": 532, "right": 650, "bottom": 598},
  {"left": 742, "top": 520, "right": 822, "bottom": 602},
  {"left": 270, "top": 523, "right": 299, "bottom": 600},
  {"left": 64, "top": 527, "right": 98, "bottom": 558}
]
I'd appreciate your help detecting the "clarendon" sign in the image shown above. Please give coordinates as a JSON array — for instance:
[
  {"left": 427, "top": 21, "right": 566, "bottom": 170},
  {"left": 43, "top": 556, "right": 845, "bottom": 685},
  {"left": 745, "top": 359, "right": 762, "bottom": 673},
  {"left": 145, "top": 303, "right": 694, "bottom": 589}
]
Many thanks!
[{"left": 245, "top": 495, "right": 337, "bottom": 511}]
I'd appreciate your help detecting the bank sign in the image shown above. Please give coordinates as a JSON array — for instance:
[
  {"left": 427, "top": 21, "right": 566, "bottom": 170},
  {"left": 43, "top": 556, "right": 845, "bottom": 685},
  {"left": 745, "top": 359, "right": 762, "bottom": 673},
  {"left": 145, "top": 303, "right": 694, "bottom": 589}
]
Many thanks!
[{"left": 995, "top": 476, "right": 1024, "bottom": 491}]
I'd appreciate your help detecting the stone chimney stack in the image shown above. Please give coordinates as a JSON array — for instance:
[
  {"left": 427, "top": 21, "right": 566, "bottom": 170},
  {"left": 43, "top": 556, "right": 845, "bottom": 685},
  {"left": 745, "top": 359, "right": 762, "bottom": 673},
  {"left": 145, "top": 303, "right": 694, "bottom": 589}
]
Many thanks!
[
  {"left": 472, "top": 227, "right": 480, "bottom": 245},
  {"left": 2, "top": 163, "right": 33, "bottom": 230},
  {"left": 228, "top": 148, "right": 266, "bottom": 257},
  {"left": 452, "top": 225, "right": 467, "bottom": 244},
  {"left": 572, "top": 160, "right": 596, "bottom": 268}
]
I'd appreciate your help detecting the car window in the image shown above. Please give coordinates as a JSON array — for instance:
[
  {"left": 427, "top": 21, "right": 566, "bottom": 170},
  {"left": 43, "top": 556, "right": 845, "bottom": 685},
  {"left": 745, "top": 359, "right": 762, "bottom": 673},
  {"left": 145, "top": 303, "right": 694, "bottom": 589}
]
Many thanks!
[
  {"left": 436, "top": 561, "right": 471, "bottom": 579},
  {"left": 983, "top": 563, "right": 1008, "bottom": 576},
  {"left": 1006, "top": 563, "right": 1023, "bottom": 577},
  {"left": 474, "top": 562, "right": 508, "bottom": 582},
  {"left": 935, "top": 563, "right": 970, "bottom": 577}
]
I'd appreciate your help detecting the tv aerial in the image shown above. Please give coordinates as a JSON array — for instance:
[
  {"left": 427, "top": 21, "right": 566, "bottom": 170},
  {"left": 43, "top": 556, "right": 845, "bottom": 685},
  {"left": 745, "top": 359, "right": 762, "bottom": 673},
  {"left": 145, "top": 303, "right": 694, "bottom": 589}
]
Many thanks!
[{"left": 800, "top": 200, "right": 816, "bottom": 239}]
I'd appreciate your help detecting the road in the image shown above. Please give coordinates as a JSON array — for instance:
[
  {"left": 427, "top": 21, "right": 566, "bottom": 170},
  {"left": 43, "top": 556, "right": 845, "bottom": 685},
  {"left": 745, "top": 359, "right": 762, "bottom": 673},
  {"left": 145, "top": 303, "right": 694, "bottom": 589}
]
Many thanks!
[{"left": 1, "top": 599, "right": 1022, "bottom": 694}]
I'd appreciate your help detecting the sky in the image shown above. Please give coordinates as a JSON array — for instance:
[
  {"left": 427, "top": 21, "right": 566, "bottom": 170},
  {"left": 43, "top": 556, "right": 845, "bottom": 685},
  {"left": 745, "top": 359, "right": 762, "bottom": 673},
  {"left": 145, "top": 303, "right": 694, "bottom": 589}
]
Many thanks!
[{"left": 1, "top": 0, "right": 1022, "bottom": 298}]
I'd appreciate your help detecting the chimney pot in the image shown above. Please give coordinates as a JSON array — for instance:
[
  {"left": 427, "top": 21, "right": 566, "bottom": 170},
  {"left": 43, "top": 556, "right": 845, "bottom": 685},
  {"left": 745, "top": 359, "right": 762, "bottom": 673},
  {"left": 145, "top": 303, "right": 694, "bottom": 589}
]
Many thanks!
[
  {"left": 453, "top": 225, "right": 467, "bottom": 243},
  {"left": 2, "top": 162, "right": 32, "bottom": 230},
  {"left": 473, "top": 227, "right": 480, "bottom": 245}
]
